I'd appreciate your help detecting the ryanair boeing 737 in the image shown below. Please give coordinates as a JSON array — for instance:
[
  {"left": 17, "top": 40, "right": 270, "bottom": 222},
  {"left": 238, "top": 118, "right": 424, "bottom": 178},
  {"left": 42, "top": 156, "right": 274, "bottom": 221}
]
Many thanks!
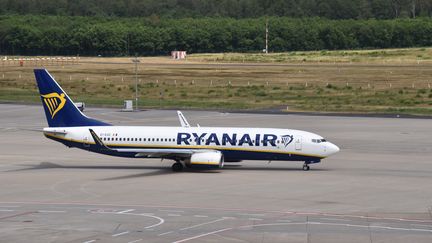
[{"left": 34, "top": 69, "right": 339, "bottom": 172}]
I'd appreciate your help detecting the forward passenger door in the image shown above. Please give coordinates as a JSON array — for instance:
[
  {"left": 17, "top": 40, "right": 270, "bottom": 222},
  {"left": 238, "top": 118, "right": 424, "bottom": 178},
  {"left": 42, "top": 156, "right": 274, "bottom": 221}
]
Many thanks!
[{"left": 295, "top": 136, "right": 302, "bottom": 151}]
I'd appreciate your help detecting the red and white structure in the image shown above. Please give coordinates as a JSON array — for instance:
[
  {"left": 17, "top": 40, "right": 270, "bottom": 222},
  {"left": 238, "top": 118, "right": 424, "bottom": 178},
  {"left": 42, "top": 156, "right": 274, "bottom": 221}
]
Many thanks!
[{"left": 171, "top": 51, "right": 187, "bottom": 60}]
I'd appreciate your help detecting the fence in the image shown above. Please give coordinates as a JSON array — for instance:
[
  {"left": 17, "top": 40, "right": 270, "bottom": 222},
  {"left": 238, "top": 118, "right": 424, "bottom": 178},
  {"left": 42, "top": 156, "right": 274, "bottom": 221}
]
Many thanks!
[
  {"left": 1, "top": 56, "right": 79, "bottom": 67},
  {"left": 1, "top": 71, "right": 431, "bottom": 90}
]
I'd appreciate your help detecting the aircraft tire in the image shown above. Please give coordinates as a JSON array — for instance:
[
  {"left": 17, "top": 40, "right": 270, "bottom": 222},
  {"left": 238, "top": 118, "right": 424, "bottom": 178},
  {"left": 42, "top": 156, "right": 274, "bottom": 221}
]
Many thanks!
[
  {"left": 172, "top": 162, "right": 184, "bottom": 172},
  {"left": 302, "top": 164, "right": 310, "bottom": 171}
]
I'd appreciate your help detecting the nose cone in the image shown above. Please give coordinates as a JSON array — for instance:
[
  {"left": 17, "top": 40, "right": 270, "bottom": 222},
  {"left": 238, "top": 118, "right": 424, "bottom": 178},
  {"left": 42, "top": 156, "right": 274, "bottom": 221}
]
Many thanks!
[{"left": 325, "top": 142, "right": 340, "bottom": 156}]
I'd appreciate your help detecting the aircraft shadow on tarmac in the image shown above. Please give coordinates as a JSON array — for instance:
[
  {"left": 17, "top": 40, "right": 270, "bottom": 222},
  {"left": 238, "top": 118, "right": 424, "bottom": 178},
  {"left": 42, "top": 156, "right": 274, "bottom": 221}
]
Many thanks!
[{"left": 7, "top": 162, "right": 330, "bottom": 180}]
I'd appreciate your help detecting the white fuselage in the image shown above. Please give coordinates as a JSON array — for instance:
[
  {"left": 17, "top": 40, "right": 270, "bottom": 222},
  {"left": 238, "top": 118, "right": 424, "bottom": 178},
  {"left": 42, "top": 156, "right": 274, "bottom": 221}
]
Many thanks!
[{"left": 44, "top": 126, "right": 340, "bottom": 162}]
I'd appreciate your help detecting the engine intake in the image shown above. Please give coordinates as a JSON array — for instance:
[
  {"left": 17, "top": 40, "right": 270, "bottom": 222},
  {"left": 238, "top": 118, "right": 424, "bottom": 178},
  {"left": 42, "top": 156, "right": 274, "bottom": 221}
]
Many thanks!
[{"left": 189, "top": 151, "right": 224, "bottom": 169}]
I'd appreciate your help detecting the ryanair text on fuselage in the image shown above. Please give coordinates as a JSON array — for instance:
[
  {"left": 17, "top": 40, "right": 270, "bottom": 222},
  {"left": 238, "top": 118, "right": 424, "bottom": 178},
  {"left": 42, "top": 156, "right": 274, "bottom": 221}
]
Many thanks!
[{"left": 177, "top": 132, "right": 293, "bottom": 147}]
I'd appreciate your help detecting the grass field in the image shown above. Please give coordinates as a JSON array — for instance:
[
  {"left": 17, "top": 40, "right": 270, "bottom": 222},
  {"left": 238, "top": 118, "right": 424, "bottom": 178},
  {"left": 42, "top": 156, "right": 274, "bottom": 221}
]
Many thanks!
[
  {"left": 1, "top": 48, "right": 432, "bottom": 115},
  {"left": 188, "top": 48, "right": 432, "bottom": 64}
]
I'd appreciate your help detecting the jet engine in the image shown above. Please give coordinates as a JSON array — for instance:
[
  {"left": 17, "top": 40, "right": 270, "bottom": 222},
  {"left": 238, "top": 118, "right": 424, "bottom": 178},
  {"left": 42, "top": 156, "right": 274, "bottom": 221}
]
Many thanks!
[{"left": 188, "top": 151, "right": 224, "bottom": 169}]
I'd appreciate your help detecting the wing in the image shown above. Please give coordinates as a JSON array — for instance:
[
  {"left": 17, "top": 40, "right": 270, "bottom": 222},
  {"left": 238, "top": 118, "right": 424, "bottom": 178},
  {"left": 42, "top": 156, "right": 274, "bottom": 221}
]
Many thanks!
[
  {"left": 115, "top": 148, "right": 194, "bottom": 158},
  {"left": 88, "top": 129, "right": 213, "bottom": 159}
]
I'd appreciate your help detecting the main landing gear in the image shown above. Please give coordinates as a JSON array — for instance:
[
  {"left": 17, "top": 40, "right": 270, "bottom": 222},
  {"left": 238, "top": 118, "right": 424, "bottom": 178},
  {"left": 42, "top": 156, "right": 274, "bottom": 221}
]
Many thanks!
[
  {"left": 172, "top": 161, "right": 184, "bottom": 172},
  {"left": 302, "top": 162, "right": 311, "bottom": 171}
]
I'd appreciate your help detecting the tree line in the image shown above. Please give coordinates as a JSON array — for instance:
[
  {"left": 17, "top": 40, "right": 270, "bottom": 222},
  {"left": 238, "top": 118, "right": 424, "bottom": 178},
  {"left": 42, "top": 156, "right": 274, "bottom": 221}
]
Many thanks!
[
  {"left": 0, "top": 15, "right": 431, "bottom": 56},
  {"left": 0, "top": 0, "right": 431, "bottom": 19}
]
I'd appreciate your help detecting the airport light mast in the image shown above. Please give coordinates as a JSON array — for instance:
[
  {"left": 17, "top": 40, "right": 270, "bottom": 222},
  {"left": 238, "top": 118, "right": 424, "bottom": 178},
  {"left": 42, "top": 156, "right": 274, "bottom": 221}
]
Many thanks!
[
  {"left": 132, "top": 56, "right": 140, "bottom": 111},
  {"left": 265, "top": 18, "right": 269, "bottom": 54}
]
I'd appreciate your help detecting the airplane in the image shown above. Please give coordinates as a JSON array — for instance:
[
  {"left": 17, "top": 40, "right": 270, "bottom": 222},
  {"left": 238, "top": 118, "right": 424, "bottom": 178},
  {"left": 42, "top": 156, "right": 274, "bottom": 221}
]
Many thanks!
[{"left": 34, "top": 69, "right": 340, "bottom": 172}]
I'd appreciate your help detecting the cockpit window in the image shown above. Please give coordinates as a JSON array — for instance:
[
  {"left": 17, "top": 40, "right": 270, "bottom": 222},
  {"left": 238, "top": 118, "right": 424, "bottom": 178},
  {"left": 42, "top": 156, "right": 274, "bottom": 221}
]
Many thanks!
[{"left": 312, "top": 138, "right": 327, "bottom": 143}]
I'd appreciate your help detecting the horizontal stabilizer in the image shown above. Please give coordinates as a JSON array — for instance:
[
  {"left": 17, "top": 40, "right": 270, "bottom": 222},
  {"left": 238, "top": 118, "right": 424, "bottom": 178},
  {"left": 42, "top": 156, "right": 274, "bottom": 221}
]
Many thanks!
[{"left": 43, "top": 128, "right": 68, "bottom": 135}]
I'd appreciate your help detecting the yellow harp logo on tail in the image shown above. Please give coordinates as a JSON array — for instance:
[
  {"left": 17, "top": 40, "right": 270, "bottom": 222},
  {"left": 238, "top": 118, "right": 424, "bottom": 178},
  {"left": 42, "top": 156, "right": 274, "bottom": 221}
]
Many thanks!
[{"left": 41, "top": 92, "right": 66, "bottom": 119}]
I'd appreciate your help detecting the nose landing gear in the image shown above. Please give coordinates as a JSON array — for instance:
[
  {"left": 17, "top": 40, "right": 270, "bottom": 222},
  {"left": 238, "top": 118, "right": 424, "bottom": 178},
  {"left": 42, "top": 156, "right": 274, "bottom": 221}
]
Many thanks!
[{"left": 302, "top": 160, "right": 320, "bottom": 171}]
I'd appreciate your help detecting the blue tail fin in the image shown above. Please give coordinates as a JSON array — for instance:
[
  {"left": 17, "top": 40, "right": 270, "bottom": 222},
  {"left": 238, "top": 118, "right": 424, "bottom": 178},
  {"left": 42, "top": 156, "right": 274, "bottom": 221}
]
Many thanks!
[{"left": 34, "top": 69, "right": 110, "bottom": 127}]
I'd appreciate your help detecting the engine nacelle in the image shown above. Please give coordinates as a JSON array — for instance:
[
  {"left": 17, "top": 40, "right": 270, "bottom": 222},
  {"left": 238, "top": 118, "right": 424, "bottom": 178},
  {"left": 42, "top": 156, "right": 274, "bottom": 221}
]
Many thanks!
[{"left": 188, "top": 151, "right": 224, "bottom": 169}]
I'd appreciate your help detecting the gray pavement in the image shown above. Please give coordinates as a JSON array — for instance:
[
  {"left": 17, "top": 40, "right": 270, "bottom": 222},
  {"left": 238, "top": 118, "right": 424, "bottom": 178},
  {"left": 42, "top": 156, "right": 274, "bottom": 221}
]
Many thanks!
[{"left": 0, "top": 104, "right": 432, "bottom": 243}]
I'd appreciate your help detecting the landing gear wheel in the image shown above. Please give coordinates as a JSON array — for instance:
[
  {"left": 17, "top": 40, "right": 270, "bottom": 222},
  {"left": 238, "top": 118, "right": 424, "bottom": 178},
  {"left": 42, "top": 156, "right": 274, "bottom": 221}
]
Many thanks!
[
  {"left": 302, "top": 164, "right": 310, "bottom": 171},
  {"left": 172, "top": 162, "right": 184, "bottom": 172}
]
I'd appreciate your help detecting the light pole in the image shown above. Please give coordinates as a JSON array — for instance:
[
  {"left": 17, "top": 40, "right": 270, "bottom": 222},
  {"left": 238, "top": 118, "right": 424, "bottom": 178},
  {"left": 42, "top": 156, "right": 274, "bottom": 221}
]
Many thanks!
[
  {"left": 132, "top": 56, "right": 140, "bottom": 111},
  {"left": 265, "top": 18, "right": 269, "bottom": 54}
]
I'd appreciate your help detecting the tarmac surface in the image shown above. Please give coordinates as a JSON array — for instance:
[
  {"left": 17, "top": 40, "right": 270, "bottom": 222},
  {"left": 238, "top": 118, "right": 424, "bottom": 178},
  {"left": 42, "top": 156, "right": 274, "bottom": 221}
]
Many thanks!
[{"left": 0, "top": 104, "right": 432, "bottom": 243}]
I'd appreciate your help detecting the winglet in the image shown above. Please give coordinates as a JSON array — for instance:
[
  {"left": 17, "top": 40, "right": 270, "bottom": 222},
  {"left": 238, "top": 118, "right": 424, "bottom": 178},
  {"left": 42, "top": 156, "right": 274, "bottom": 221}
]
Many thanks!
[
  {"left": 89, "top": 129, "right": 112, "bottom": 150},
  {"left": 177, "top": 111, "right": 191, "bottom": 128}
]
